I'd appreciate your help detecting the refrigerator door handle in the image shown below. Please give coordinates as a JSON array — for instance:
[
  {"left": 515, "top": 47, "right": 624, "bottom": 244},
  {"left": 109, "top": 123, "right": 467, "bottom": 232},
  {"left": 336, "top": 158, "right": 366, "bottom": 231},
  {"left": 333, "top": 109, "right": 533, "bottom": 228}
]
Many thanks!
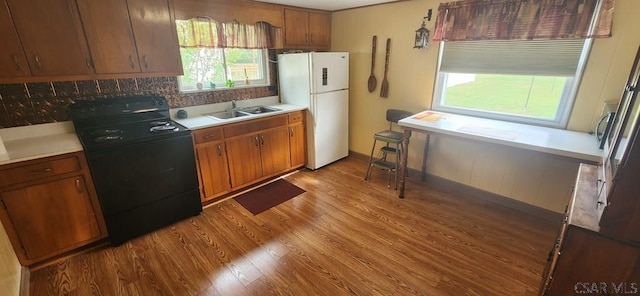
[{"left": 313, "top": 96, "right": 318, "bottom": 131}]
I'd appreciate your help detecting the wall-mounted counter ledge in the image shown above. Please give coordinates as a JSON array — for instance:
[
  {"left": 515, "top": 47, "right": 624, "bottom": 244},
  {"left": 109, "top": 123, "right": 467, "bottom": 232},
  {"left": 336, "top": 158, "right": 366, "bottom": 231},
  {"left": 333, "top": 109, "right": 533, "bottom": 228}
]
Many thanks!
[
  {"left": 399, "top": 110, "right": 602, "bottom": 163},
  {"left": 0, "top": 122, "right": 83, "bottom": 166},
  {"left": 396, "top": 110, "right": 603, "bottom": 199}
]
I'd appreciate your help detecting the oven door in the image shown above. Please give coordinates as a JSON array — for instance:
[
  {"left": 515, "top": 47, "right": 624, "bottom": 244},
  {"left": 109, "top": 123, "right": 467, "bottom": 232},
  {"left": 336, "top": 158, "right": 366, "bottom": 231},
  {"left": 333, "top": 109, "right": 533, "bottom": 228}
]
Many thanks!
[{"left": 86, "top": 134, "right": 200, "bottom": 216}]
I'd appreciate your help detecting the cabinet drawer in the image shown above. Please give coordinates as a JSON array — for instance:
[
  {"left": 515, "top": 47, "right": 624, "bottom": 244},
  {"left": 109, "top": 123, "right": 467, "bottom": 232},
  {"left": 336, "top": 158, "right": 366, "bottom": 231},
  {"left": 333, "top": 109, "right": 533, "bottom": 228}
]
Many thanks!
[
  {"left": 0, "top": 156, "right": 81, "bottom": 187},
  {"left": 193, "top": 127, "right": 223, "bottom": 144},
  {"left": 224, "top": 115, "right": 287, "bottom": 138},
  {"left": 288, "top": 111, "right": 304, "bottom": 123}
]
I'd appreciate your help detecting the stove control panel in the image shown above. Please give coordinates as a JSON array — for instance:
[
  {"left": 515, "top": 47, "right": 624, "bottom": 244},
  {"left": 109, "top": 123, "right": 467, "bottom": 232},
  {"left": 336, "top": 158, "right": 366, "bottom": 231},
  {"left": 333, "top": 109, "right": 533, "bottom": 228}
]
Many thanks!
[{"left": 70, "top": 95, "right": 168, "bottom": 119}]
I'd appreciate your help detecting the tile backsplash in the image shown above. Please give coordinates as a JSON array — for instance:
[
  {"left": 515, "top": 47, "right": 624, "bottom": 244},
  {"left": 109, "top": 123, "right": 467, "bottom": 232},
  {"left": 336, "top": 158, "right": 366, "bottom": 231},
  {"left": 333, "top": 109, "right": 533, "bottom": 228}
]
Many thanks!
[{"left": 0, "top": 77, "right": 278, "bottom": 128}]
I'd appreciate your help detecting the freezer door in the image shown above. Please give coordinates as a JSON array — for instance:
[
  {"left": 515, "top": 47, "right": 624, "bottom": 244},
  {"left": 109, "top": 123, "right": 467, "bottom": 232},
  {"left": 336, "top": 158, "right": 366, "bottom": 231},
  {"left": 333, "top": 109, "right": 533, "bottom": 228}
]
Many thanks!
[
  {"left": 311, "top": 52, "right": 349, "bottom": 93},
  {"left": 307, "top": 89, "right": 349, "bottom": 169},
  {"left": 278, "top": 53, "right": 311, "bottom": 107}
]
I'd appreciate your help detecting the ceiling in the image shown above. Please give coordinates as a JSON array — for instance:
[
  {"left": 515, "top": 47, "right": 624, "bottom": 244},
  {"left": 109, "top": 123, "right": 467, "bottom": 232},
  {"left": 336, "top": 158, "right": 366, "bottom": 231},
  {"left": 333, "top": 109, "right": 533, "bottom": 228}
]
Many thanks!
[{"left": 253, "top": 0, "right": 400, "bottom": 11}]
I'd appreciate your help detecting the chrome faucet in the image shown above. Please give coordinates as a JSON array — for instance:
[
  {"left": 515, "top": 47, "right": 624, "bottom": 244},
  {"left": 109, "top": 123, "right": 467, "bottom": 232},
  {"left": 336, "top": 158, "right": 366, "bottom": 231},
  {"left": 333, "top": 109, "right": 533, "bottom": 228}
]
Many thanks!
[{"left": 231, "top": 100, "right": 237, "bottom": 109}]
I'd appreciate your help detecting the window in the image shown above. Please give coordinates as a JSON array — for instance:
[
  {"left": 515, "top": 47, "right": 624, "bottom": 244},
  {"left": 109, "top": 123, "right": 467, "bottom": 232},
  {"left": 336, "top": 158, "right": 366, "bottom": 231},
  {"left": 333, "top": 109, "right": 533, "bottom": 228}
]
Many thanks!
[
  {"left": 178, "top": 48, "right": 269, "bottom": 92},
  {"left": 433, "top": 39, "right": 591, "bottom": 128}
]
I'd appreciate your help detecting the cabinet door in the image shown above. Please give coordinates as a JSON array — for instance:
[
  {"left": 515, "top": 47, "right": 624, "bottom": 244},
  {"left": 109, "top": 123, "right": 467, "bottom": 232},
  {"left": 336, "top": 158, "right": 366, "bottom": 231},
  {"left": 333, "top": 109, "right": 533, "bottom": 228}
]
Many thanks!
[
  {"left": 0, "top": 0, "right": 29, "bottom": 78},
  {"left": 196, "top": 141, "right": 231, "bottom": 201},
  {"left": 6, "top": 0, "right": 92, "bottom": 76},
  {"left": 283, "top": 8, "right": 310, "bottom": 47},
  {"left": 289, "top": 123, "right": 306, "bottom": 168},
  {"left": 226, "top": 134, "right": 263, "bottom": 188},
  {"left": 308, "top": 11, "right": 331, "bottom": 48},
  {"left": 0, "top": 176, "right": 102, "bottom": 261},
  {"left": 127, "top": 0, "right": 182, "bottom": 74},
  {"left": 76, "top": 0, "right": 141, "bottom": 74},
  {"left": 260, "top": 127, "right": 291, "bottom": 176}
]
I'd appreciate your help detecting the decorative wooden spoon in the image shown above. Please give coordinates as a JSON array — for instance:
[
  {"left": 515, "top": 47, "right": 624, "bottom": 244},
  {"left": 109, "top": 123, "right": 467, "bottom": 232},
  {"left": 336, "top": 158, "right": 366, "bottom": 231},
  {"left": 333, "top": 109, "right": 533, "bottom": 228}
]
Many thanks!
[
  {"left": 380, "top": 38, "right": 390, "bottom": 98},
  {"left": 367, "top": 36, "right": 377, "bottom": 92}
]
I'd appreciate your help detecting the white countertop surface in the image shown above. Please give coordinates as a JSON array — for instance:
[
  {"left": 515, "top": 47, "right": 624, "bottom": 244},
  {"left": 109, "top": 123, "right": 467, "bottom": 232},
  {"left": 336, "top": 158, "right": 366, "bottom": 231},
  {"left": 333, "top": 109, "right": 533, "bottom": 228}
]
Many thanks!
[
  {"left": 171, "top": 97, "right": 306, "bottom": 130},
  {"left": 399, "top": 110, "right": 603, "bottom": 163},
  {"left": 0, "top": 122, "right": 83, "bottom": 166}
]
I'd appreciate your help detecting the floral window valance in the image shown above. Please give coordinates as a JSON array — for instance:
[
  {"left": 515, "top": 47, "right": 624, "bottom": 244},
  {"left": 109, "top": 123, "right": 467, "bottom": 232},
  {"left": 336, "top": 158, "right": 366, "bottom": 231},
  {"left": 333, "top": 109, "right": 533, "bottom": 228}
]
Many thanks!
[
  {"left": 433, "top": 0, "right": 615, "bottom": 41},
  {"left": 176, "top": 17, "right": 283, "bottom": 49}
]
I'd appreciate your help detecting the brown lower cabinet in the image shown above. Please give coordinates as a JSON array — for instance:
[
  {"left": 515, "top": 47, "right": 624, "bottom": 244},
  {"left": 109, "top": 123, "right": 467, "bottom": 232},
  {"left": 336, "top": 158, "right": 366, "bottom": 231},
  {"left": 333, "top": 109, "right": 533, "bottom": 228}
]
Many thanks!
[
  {"left": 539, "top": 164, "right": 640, "bottom": 295},
  {"left": 0, "top": 152, "right": 107, "bottom": 266},
  {"left": 193, "top": 110, "right": 306, "bottom": 203}
]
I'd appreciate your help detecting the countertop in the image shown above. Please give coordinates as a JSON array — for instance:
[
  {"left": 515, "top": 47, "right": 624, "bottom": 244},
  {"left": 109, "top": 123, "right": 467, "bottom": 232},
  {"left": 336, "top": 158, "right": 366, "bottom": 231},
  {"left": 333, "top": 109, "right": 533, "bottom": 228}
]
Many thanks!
[
  {"left": 171, "top": 97, "right": 306, "bottom": 130},
  {"left": 399, "top": 110, "right": 603, "bottom": 163},
  {"left": 0, "top": 97, "right": 306, "bottom": 166},
  {"left": 0, "top": 122, "right": 83, "bottom": 166}
]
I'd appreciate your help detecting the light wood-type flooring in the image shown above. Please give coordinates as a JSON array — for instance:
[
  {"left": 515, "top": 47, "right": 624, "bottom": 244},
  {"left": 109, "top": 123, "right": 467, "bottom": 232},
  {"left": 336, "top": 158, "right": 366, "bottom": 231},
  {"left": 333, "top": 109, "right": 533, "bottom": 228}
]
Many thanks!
[{"left": 29, "top": 156, "right": 559, "bottom": 295}]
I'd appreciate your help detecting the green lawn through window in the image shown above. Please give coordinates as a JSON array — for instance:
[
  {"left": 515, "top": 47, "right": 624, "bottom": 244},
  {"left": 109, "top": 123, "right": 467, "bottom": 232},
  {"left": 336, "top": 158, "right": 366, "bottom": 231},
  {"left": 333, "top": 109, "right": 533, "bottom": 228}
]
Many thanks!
[{"left": 443, "top": 74, "right": 568, "bottom": 119}]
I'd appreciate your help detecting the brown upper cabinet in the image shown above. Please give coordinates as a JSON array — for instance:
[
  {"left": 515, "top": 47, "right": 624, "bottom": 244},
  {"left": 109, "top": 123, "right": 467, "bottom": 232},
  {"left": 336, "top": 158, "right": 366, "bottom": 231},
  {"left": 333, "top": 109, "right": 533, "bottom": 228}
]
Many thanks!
[
  {"left": 283, "top": 8, "right": 331, "bottom": 50},
  {"left": 127, "top": 0, "right": 183, "bottom": 74},
  {"left": 76, "top": 0, "right": 182, "bottom": 75},
  {"left": 0, "top": 0, "right": 29, "bottom": 78},
  {"left": 4, "top": 0, "right": 93, "bottom": 78}
]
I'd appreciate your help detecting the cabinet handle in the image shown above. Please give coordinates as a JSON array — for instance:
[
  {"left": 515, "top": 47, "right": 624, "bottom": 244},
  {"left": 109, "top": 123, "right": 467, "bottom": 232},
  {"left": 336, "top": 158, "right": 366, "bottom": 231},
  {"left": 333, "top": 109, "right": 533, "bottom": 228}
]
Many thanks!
[
  {"left": 202, "top": 135, "right": 216, "bottom": 140},
  {"left": 290, "top": 127, "right": 294, "bottom": 137},
  {"left": 129, "top": 55, "right": 135, "bottom": 69},
  {"left": 260, "top": 135, "right": 265, "bottom": 145},
  {"left": 29, "top": 168, "right": 52, "bottom": 175},
  {"left": 142, "top": 55, "right": 148, "bottom": 69},
  {"left": 34, "top": 55, "right": 42, "bottom": 70},
  {"left": 254, "top": 136, "right": 259, "bottom": 147},
  {"left": 305, "top": 33, "right": 308, "bottom": 44},
  {"left": 12, "top": 54, "right": 20, "bottom": 71},
  {"left": 216, "top": 145, "right": 222, "bottom": 156},
  {"left": 75, "top": 179, "right": 83, "bottom": 193},
  {"left": 86, "top": 58, "right": 93, "bottom": 69},
  {"left": 310, "top": 34, "right": 314, "bottom": 43}
]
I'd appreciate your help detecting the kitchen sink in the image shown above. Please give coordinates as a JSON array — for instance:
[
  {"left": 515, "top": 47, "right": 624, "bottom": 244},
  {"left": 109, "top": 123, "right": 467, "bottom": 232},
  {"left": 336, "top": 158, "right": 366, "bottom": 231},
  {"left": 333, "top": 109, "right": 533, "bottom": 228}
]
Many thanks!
[
  {"left": 206, "top": 110, "right": 251, "bottom": 120},
  {"left": 239, "top": 106, "right": 281, "bottom": 114}
]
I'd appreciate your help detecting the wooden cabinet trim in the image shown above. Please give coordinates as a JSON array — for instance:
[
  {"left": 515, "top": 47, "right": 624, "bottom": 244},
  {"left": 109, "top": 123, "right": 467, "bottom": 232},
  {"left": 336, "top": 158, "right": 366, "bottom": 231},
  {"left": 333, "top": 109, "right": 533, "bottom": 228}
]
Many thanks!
[{"left": 173, "top": 0, "right": 284, "bottom": 27}]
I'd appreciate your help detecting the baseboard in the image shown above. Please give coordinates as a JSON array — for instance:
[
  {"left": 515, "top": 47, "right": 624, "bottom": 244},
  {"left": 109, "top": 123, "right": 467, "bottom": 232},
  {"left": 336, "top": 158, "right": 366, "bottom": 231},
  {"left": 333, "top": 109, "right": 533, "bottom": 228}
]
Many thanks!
[
  {"left": 350, "top": 150, "right": 563, "bottom": 223},
  {"left": 19, "top": 266, "right": 29, "bottom": 296}
]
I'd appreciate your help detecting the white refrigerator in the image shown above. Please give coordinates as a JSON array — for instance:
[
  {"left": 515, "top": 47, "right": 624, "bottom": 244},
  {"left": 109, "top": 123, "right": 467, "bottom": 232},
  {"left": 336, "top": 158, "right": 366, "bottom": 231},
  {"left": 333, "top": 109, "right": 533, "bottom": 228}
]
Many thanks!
[{"left": 278, "top": 52, "right": 349, "bottom": 170}]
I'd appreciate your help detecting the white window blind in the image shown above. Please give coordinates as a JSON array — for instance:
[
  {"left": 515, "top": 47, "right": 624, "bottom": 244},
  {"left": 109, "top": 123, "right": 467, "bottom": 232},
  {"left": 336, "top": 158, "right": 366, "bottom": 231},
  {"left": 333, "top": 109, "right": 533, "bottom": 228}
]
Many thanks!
[{"left": 439, "top": 39, "right": 586, "bottom": 76}]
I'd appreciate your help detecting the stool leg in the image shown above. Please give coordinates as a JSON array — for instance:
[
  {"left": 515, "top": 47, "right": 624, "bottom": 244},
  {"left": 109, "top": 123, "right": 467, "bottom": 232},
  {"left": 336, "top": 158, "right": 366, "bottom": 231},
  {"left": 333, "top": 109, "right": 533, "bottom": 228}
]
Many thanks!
[
  {"left": 393, "top": 143, "right": 402, "bottom": 190},
  {"left": 365, "top": 139, "right": 377, "bottom": 180}
]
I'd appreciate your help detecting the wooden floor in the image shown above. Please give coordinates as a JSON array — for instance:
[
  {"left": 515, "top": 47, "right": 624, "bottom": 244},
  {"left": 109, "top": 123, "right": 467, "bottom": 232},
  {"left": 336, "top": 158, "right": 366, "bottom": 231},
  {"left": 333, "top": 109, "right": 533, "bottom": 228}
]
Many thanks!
[{"left": 30, "top": 156, "right": 559, "bottom": 295}]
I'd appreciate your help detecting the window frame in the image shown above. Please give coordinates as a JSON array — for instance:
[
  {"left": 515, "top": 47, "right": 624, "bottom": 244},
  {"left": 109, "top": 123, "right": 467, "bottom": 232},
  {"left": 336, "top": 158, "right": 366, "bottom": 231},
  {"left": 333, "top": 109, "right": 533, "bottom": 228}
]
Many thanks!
[
  {"left": 432, "top": 39, "right": 593, "bottom": 128},
  {"left": 178, "top": 48, "right": 270, "bottom": 93}
]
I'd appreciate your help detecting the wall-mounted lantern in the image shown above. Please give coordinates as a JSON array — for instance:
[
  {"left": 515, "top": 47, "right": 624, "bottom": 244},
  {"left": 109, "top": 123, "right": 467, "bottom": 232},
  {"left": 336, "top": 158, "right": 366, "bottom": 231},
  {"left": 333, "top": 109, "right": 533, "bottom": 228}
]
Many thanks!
[{"left": 413, "top": 9, "right": 432, "bottom": 49}]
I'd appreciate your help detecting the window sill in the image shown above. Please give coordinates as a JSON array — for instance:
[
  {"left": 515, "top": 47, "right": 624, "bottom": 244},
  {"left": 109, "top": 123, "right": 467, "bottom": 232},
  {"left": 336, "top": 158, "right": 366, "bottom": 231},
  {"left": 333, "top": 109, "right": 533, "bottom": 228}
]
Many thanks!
[{"left": 179, "top": 83, "right": 270, "bottom": 94}]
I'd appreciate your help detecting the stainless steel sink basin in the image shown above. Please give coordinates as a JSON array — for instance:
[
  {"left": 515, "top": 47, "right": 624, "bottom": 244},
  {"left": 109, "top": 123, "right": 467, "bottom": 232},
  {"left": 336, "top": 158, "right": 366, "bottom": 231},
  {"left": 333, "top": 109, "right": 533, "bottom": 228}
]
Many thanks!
[
  {"left": 206, "top": 110, "right": 251, "bottom": 120},
  {"left": 239, "top": 106, "right": 281, "bottom": 114}
]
